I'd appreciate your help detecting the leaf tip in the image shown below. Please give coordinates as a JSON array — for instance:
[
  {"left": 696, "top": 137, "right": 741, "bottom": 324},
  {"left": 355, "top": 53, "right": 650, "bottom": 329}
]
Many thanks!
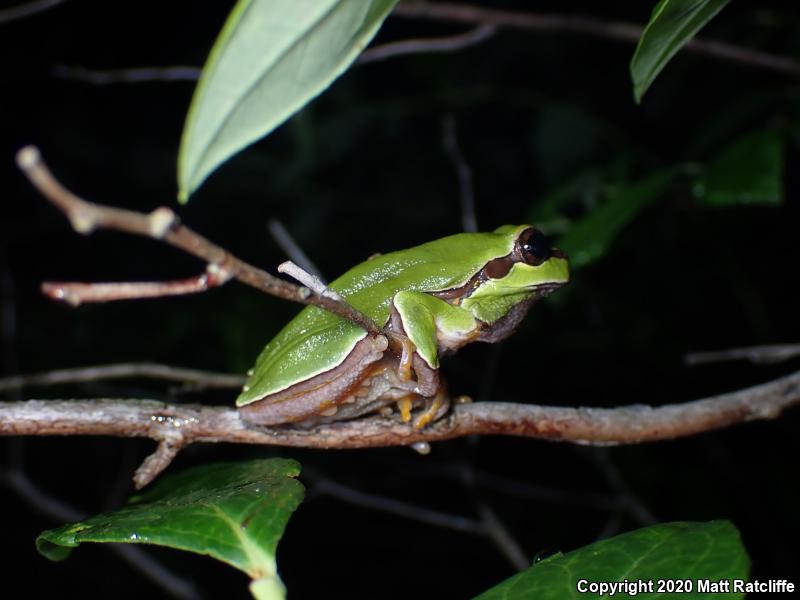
[{"left": 36, "top": 533, "right": 75, "bottom": 562}]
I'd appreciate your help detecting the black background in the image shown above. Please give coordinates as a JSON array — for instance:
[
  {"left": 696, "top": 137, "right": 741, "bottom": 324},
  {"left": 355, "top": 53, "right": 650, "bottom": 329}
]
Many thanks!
[{"left": 1, "top": 1, "right": 799, "bottom": 598}]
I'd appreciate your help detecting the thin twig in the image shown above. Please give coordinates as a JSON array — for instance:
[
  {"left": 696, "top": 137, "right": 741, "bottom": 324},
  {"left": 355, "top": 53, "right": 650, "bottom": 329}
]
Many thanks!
[
  {"left": 43, "top": 5, "right": 800, "bottom": 90},
  {"left": 358, "top": 23, "right": 496, "bottom": 64},
  {"left": 0, "top": 362, "right": 244, "bottom": 393},
  {"left": 51, "top": 26, "right": 496, "bottom": 88},
  {"left": 455, "top": 463, "right": 529, "bottom": 570},
  {"left": 594, "top": 512, "right": 623, "bottom": 541},
  {"left": 41, "top": 272, "right": 231, "bottom": 306},
  {"left": 278, "top": 261, "right": 342, "bottom": 301},
  {"left": 685, "top": 343, "right": 800, "bottom": 366},
  {"left": 1, "top": 367, "right": 798, "bottom": 485},
  {"left": 0, "top": 259, "right": 20, "bottom": 396},
  {"left": 0, "top": 0, "right": 66, "bottom": 25},
  {"left": 267, "top": 219, "right": 323, "bottom": 280},
  {"left": 470, "top": 469, "right": 621, "bottom": 510},
  {"left": 52, "top": 64, "right": 201, "bottom": 84},
  {"left": 442, "top": 115, "right": 477, "bottom": 233},
  {"left": 15, "top": 146, "right": 381, "bottom": 336},
  {"left": 393, "top": 1, "right": 800, "bottom": 78},
  {"left": 585, "top": 449, "right": 657, "bottom": 526},
  {"left": 310, "top": 475, "right": 483, "bottom": 533},
  {"left": 309, "top": 471, "right": 528, "bottom": 569},
  {"left": 1, "top": 468, "right": 83, "bottom": 521},
  {"left": 306, "top": 468, "right": 526, "bottom": 568},
  {"left": 134, "top": 440, "right": 183, "bottom": 490},
  {"left": 0, "top": 468, "right": 201, "bottom": 599},
  {"left": 475, "top": 500, "right": 529, "bottom": 571}
]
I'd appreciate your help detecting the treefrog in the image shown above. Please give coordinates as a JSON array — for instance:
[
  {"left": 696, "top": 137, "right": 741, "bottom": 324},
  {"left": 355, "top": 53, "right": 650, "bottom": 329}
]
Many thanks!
[{"left": 237, "top": 225, "right": 569, "bottom": 428}]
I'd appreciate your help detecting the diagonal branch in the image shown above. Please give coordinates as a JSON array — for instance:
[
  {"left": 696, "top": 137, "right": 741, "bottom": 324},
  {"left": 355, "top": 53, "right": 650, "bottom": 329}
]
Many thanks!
[
  {"left": 0, "top": 0, "right": 66, "bottom": 26},
  {"left": 0, "top": 467, "right": 201, "bottom": 599},
  {"left": 1, "top": 367, "right": 798, "bottom": 486},
  {"left": 15, "top": 146, "right": 381, "bottom": 336}
]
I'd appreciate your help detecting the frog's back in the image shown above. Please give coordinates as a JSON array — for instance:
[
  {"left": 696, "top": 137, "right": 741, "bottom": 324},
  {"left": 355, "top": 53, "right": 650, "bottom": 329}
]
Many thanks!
[{"left": 237, "top": 229, "right": 519, "bottom": 404}]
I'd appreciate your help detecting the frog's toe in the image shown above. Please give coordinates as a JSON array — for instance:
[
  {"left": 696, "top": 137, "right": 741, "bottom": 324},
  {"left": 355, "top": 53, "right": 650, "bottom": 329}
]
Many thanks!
[
  {"left": 397, "top": 396, "right": 414, "bottom": 422},
  {"left": 412, "top": 390, "right": 449, "bottom": 429}
]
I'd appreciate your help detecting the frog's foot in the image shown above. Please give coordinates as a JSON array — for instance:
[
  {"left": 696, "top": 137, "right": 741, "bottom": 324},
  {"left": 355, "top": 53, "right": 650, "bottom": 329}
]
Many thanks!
[
  {"left": 412, "top": 389, "right": 449, "bottom": 430},
  {"left": 393, "top": 390, "right": 449, "bottom": 428},
  {"left": 387, "top": 332, "right": 416, "bottom": 382}
]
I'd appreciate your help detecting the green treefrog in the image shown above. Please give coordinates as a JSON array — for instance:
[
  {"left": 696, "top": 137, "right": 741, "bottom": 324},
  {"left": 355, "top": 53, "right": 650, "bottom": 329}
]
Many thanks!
[{"left": 237, "top": 225, "right": 569, "bottom": 428}]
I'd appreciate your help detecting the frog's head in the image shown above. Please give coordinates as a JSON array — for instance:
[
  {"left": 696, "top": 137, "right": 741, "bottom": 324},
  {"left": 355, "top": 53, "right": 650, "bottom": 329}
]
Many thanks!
[{"left": 461, "top": 225, "right": 569, "bottom": 326}]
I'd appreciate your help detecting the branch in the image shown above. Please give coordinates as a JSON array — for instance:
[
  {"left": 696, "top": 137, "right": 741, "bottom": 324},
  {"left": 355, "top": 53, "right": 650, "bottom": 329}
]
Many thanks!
[
  {"left": 685, "top": 343, "right": 800, "bottom": 366},
  {"left": 2, "top": 368, "right": 798, "bottom": 486},
  {"left": 15, "top": 146, "right": 381, "bottom": 336},
  {"left": 306, "top": 466, "right": 527, "bottom": 569},
  {"left": 0, "top": 0, "right": 66, "bottom": 26},
  {"left": 267, "top": 219, "right": 324, "bottom": 281},
  {"left": 394, "top": 2, "right": 800, "bottom": 78},
  {"left": 51, "top": 25, "right": 497, "bottom": 87},
  {"left": 442, "top": 115, "right": 477, "bottom": 233},
  {"left": 0, "top": 362, "right": 244, "bottom": 393},
  {"left": 0, "top": 467, "right": 201, "bottom": 599},
  {"left": 52, "top": 64, "right": 201, "bottom": 84},
  {"left": 308, "top": 473, "right": 484, "bottom": 534},
  {"left": 358, "top": 23, "right": 496, "bottom": 64}
]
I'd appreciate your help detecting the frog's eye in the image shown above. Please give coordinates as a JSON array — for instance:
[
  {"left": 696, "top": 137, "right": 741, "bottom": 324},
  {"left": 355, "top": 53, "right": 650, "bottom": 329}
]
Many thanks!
[{"left": 519, "top": 228, "right": 551, "bottom": 266}]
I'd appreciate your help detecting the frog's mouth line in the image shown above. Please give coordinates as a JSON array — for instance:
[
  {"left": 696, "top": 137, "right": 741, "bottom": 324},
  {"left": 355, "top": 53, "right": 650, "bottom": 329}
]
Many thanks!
[{"left": 532, "top": 281, "right": 569, "bottom": 297}]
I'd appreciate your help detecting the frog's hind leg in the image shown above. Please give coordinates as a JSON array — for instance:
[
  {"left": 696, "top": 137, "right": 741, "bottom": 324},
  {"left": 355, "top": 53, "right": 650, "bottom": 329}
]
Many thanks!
[
  {"left": 238, "top": 335, "right": 389, "bottom": 426},
  {"left": 386, "top": 331, "right": 416, "bottom": 382},
  {"left": 391, "top": 355, "right": 447, "bottom": 428},
  {"left": 413, "top": 388, "right": 450, "bottom": 429}
]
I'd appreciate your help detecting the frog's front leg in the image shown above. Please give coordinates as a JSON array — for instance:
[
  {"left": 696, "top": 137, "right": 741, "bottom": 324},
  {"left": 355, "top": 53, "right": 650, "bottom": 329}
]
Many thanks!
[{"left": 389, "top": 290, "right": 477, "bottom": 427}]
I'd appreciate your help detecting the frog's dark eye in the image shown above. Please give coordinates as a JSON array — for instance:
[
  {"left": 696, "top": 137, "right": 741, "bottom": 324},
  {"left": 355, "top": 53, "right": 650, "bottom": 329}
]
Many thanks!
[{"left": 519, "top": 228, "right": 551, "bottom": 266}]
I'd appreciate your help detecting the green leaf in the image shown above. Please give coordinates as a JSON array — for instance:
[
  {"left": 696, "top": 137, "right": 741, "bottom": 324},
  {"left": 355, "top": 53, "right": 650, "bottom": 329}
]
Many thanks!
[
  {"left": 693, "top": 129, "right": 783, "bottom": 206},
  {"left": 631, "top": 0, "right": 731, "bottom": 103},
  {"left": 557, "top": 168, "right": 677, "bottom": 269},
  {"left": 37, "top": 459, "right": 304, "bottom": 599},
  {"left": 476, "top": 520, "right": 750, "bottom": 600},
  {"left": 178, "top": 0, "right": 399, "bottom": 202}
]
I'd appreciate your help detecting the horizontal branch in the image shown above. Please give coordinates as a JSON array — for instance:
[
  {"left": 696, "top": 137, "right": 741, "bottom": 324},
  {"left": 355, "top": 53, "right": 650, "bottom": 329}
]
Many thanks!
[
  {"left": 52, "top": 64, "right": 201, "bottom": 84},
  {"left": 394, "top": 1, "right": 800, "bottom": 78},
  {"left": 685, "top": 343, "right": 800, "bottom": 366},
  {"left": 51, "top": 26, "right": 497, "bottom": 87},
  {"left": 0, "top": 363, "right": 245, "bottom": 393},
  {"left": 2, "top": 367, "right": 797, "bottom": 463}
]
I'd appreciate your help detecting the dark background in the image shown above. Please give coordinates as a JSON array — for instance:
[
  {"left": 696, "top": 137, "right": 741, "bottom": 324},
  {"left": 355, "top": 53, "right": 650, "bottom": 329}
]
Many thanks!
[{"left": 1, "top": 1, "right": 798, "bottom": 598}]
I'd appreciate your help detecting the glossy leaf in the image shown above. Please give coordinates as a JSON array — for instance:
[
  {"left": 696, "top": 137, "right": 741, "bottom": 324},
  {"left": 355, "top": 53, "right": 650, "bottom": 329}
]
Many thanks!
[
  {"left": 477, "top": 520, "right": 749, "bottom": 600},
  {"left": 178, "top": 0, "right": 399, "bottom": 201},
  {"left": 557, "top": 168, "right": 677, "bottom": 268},
  {"left": 631, "top": 0, "right": 731, "bottom": 103},
  {"left": 693, "top": 129, "right": 783, "bottom": 206},
  {"left": 37, "top": 459, "right": 304, "bottom": 599}
]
